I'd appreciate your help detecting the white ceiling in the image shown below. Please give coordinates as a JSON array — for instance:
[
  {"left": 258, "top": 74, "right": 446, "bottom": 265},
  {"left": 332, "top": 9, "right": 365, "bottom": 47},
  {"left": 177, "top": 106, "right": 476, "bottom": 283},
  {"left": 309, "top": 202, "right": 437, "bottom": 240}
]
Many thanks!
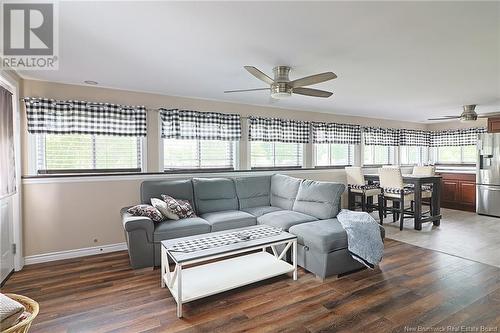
[{"left": 19, "top": 1, "right": 500, "bottom": 123}]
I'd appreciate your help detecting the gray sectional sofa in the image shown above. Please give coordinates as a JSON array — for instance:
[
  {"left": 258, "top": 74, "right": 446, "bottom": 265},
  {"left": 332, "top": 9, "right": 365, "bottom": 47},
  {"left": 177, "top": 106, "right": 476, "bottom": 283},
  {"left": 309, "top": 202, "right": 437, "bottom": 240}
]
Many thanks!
[{"left": 121, "top": 174, "right": 385, "bottom": 278}]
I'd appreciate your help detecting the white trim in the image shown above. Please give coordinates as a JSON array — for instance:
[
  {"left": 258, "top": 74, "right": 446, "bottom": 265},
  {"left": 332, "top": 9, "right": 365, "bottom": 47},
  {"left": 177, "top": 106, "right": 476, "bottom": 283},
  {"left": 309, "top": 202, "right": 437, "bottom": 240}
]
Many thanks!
[
  {"left": 24, "top": 242, "right": 128, "bottom": 265},
  {"left": 22, "top": 168, "right": 346, "bottom": 185},
  {"left": 0, "top": 70, "right": 24, "bottom": 271}
]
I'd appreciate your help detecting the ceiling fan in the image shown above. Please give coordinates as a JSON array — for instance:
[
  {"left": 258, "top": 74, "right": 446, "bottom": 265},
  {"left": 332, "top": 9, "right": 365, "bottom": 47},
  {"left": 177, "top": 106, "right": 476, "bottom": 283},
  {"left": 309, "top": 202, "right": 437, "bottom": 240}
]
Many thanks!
[
  {"left": 224, "top": 66, "right": 337, "bottom": 99},
  {"left": 428, "top": 105, "right": 500, "bottom": 122}
]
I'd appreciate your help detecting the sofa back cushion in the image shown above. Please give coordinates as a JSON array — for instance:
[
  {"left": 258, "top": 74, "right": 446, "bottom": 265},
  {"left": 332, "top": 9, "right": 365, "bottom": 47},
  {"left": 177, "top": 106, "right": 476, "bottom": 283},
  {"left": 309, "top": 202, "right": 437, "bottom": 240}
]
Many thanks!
[
  {"left": 234, "top": 175, "right": 272, "bottom": 209},
  {"left": 141, "top": 179, "right": 194, "bottom": 206},
  {"left": 193, "top": 178, "right": 238, "bottom": 214},
  {"left": 270, "top": 174, "right": 302, "bottom": 210},
  {"left": 292, "top": 179, "right": 345, "bottom": 219}
]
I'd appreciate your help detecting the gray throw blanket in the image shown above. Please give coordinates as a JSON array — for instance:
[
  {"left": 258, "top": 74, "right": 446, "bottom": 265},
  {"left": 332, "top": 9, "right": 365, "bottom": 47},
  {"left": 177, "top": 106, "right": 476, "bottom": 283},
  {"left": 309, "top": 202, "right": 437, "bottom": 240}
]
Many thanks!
[{"left": 337, "top": 209, "right": 384, "bottom": 269}]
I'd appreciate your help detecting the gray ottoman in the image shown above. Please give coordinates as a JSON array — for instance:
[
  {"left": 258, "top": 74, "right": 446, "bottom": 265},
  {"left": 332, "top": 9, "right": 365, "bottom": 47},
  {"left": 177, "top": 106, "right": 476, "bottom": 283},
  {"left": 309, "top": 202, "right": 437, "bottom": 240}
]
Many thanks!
[{"left": 289, "top": 218, "right": 385, "bottom": 279}]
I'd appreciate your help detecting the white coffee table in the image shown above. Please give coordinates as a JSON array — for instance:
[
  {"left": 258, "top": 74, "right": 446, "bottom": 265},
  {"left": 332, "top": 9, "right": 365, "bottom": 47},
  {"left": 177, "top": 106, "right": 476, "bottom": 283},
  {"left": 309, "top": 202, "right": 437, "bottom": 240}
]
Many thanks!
[{"left": 160, "top": 225, "right": 297, "bottom": 318}]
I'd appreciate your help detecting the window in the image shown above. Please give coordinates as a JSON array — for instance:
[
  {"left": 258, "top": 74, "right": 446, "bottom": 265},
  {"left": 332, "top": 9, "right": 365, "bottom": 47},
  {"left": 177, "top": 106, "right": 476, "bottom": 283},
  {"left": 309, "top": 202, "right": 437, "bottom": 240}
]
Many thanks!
[
  {"left": 251, "top": 142, "right": 303, "bottom": 168},
  {"left": 433, "top": 145, "right": 476, "bottom": 164},
  {"left": 400, "top": 146, "right": 427, "bottom": 165},
  {"left": 315, "top": 144, "right": 354, "bottom": 166},
  {"left": 164, "top": 139, "right": 234, "bottom": 170},
  {"left": 36, "top": 134, "right": 142, "bottom": 173},
  {"left": 364, "top": 145, "right": 396, "bottom": 165}
]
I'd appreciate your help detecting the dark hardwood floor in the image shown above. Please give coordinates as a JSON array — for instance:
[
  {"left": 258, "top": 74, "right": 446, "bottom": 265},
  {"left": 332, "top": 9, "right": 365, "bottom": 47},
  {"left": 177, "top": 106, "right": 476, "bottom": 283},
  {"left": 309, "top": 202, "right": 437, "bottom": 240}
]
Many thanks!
[{"left": 1, "top": 239, "right": 499, "bottom": 333}]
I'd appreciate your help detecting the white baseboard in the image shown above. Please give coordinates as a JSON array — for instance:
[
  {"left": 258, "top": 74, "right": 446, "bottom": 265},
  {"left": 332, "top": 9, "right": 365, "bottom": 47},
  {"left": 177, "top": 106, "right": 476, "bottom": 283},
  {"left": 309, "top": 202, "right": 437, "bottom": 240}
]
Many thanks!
[{"left": 24, "top": 242, "right": 128, "bottom": 265}]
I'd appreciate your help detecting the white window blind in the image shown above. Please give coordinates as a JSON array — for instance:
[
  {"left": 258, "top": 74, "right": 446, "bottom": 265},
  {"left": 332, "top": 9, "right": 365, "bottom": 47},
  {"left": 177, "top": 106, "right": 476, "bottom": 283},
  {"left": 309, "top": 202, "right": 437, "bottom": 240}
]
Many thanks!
[
  {"left": 364, "top": 145, "right": 396, "bottom": 165},
  {"left": 400, "top": 146, "right": 426, "bottom": 165},
  {"left": 164, "top": 139, "right": 234, "bottom": 170},
  {"left": 36, "top": 134, "right": 142, "bottom": 173},
  {"left": 315, "top": 143, "right": 354, "bottom": 166},
  {"left": 251, "top": 142, "right": 303, "bottom": 168},
  {"left": 433, "top": 146, "right": 476, "bottom": 164}
]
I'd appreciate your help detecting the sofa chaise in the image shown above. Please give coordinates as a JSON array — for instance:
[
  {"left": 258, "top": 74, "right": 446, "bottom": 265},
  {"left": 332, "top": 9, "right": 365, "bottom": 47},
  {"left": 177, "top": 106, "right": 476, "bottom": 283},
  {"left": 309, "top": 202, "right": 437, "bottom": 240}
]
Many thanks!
[{"left": 121, "top": 174, "right": 385, "bottom": 278}]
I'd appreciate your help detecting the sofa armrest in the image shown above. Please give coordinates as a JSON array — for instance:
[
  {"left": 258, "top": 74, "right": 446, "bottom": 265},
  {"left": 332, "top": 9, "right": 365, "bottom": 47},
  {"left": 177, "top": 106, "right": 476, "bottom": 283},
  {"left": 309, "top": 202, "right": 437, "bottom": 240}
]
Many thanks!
[{"left": 120, "top": 207, "right": 154, "bottom": 237}]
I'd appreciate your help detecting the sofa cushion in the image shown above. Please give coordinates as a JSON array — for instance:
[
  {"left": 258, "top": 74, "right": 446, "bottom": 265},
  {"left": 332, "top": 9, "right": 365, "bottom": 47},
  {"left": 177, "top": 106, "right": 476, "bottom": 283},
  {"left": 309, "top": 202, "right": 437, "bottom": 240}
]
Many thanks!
[
  {"left": 257, "top": 210, "right": 317, "bottom": 231},
  {"left": 289, "top": 218, "right": 385, "bottom": 253},
  {"left": 201, "top": 210, "right": 257, "bottom": 232},
  {"left": 234, "top": 175, "right": 271, "bottom": 209},
  {"left": 127, "top": 204, "right": 164, "bottom": 223},
  {"left": 193, "top": 178, "right": 238, "bottom": 214},
  {"left": 270, "top": 174, "right": 302, "bottom": 210},
  {"left": 153, "top": 217, "right": 211, "bottom": 242},
  {"left": 141, "top": 179, "right": 194, "bottom": 207},
  {"left": 292, "top": 180, "right": 345, "bottom": 219},
  {"left": 241, "top": 206, "right": 283, "bottom": 217}
]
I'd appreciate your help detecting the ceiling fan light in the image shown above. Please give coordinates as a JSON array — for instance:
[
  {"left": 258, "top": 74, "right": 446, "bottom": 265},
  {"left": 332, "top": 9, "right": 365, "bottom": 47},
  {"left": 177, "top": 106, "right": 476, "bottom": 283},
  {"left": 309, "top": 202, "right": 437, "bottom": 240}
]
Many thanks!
[{"left": 271, "top": 83, "right": 292, "bottom": 99}]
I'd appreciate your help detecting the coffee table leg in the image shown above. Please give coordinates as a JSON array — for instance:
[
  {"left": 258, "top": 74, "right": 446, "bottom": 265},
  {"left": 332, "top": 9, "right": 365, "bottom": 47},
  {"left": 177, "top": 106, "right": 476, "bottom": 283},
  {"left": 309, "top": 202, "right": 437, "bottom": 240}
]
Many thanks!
[
  {"left": 160, "top": 246, "right": 165, "bottom": 288},
  {"left": 292, "top": 240, "right": 297, "bottom": 281},
  {"left": 177, "top": 264, "right": 182, "bottom": 318}
]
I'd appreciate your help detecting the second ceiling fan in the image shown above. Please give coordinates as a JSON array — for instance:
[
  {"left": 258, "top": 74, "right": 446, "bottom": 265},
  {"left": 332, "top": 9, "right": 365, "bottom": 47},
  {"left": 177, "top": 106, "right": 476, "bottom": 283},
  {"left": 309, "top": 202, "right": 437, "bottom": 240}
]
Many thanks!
[{"left": 224, "top": 66, "right": 337, "bottom": 99}]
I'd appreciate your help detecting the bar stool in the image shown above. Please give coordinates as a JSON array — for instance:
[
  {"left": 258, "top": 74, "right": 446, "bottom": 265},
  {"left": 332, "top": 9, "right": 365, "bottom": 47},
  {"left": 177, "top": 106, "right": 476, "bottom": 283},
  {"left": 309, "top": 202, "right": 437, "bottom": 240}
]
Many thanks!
[
  {"left": 346, "top": 167, "right": 382, "bottom": 212},
  {"left": 378, "top": 167, "right": 415, "bottom": 230},
  {"left": 410, "top": 166, "right": 435, "bottom": 213}
]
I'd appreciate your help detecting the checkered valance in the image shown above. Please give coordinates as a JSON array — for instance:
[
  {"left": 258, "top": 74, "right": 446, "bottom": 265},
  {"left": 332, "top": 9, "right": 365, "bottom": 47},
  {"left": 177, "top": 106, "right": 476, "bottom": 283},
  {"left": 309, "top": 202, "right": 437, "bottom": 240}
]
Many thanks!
[
  {"left": 312, "top": 122, "right": 361, "bottom": 145},
  {"left": 160, "top": 109, "right": 241, "bottom": 141},
  {"left": 248, "top": 117, "right": 310, "bottom": 143},
  {"left": 430, "top": 127, "right": 486, "bottom": 147},
  {"left": 24, "top": 98, "right": 147, "bottom": 137},
  {"left": 363, "top": 127, "right": 400, "bottom": 146},
  {"left": 399, "top": 129, "right": 431, "bottom": 146}
]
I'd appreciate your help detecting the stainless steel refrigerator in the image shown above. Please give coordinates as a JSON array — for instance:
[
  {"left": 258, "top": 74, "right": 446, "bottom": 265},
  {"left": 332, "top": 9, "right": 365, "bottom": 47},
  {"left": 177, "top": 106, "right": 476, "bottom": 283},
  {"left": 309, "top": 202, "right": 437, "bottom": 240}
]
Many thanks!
[{"left": 477, "top": 133, "right": 500, "bottom": 217}]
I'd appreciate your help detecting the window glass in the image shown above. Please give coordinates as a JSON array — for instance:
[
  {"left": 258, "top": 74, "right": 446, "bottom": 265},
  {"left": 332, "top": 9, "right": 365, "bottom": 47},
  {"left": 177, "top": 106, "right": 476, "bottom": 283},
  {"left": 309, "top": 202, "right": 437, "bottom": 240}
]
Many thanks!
[
  {"left": 37, "top": 134, "right": 141, "bottom": 172},
  {"left": 315, "top": 144, "right": 353, "bottom": 166},
  {"left": 364, "top": 145, "right": 395, "bottom": 165},
  {"left": 251, "top": 142, "right": 303, "bottom": 168},
  {"left": 163, "top": 139, "right": 234, "bottom": 169},
  {"left": 400, "top": 146, "right": 423, "bottom": 165}
]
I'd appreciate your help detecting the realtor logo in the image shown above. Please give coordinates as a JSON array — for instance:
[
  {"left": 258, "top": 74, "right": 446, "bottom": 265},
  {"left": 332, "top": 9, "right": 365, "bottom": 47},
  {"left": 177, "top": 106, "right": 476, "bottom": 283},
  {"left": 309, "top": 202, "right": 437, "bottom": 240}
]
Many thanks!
[{"left": 1, "top": 2, "right": 58, "bottom": 69}]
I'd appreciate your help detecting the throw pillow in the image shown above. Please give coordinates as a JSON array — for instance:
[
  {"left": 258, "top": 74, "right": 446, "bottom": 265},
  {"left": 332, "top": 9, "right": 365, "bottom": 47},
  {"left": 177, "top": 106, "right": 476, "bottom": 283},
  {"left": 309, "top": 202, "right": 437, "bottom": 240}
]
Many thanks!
[
  {"left": 151, "top": 198, "right": 179, "bottom": 220},
  {"left": 127, "top": 204, "right": 163, "bottom": 223},
  {"left": 161, "top": 195, "right": 195, "bottom": 219}
]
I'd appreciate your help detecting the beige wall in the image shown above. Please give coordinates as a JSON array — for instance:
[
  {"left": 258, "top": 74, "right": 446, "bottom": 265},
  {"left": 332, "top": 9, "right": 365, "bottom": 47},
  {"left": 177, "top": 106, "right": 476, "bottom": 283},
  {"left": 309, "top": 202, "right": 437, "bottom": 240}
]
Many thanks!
[
  {"left": 426, "top": 118, "right": 487, "bottom": 131},
  {"left": 19, "top": 79, "right": 463, "bottom": 258}
]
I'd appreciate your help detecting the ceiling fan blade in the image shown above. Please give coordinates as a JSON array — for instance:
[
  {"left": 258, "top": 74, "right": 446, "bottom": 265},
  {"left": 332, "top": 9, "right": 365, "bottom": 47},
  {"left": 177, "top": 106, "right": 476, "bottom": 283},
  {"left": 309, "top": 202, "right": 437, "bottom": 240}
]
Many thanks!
[
  {"left": 293, "top": 87, "right": 333, "bottom": 98},
  {"left": 428, "top": 116, "right": 461, "bottom": 120},
  {"left": 478, "top": 113, "right": 500, "bottom": 118},
  {"left": 291, "top": 72, "right": 337, "bottom": 88},
  {"left": 224, "top": 88, "right": 270, "bottom": 93},
  {"left": 244, "top": 66, "right": 274, "bottom": 85}
]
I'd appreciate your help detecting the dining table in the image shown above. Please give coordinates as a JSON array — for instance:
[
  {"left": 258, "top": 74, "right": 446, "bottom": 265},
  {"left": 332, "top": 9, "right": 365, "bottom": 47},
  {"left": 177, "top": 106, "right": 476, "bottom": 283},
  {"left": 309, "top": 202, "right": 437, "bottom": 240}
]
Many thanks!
[{"left": 364, "top": 174, "right": 442, "bottom": 230}]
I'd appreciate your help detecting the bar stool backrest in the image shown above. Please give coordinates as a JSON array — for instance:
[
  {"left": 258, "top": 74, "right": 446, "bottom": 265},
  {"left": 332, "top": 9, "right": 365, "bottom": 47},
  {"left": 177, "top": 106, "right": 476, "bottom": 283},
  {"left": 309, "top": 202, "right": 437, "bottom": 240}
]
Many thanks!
[
  {"left": 378, "top": 167, "right": 404, "bottom": 190},
  {"left": 412, "top": 165, "right": 435, "bottom": 176},
  {"left": 345, "top": 167, "right": 365, "bottom": 186}
]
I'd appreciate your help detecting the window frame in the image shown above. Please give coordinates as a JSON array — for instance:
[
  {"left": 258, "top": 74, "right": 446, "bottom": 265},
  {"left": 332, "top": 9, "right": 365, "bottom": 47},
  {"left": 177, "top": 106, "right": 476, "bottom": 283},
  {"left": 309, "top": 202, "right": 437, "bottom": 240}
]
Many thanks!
[
  {"left": 163, "top": 138, "right": 237, "bottom": 171},
  {"left": 313, "top": 143, "right": 355, "bottom": 168},
  {"left": 362, "top": 145, "right": 397, "bottom": 166},
  {"left": 250, "top": 141, "right": 304, "bottom": 169},
  {"left": 29, "top": 133, "right": 146, "bottom": 175},
  {"left": 432, "top": 145, "right": 477, "bottom": 165}
]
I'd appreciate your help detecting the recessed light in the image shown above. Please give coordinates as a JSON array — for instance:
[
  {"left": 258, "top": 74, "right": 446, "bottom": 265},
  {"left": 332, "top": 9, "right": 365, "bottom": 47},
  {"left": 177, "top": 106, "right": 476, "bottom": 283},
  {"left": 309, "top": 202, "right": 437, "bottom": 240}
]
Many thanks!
[{"left": 84, "top": 80, "right": 98, "bottom": 85}]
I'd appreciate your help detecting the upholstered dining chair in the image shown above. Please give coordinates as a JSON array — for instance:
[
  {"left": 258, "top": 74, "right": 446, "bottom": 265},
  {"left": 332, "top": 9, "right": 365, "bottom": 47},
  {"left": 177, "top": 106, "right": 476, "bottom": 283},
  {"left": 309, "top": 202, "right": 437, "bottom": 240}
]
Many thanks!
[
  {"left": 346, "top": 167, "right": 381, "bottom": 212},
  {"left": 378, "top": 167, "right": 415, "bottom": 230},
  {"left": 410, "top": 165, "right": 435, "bottom": 211}
]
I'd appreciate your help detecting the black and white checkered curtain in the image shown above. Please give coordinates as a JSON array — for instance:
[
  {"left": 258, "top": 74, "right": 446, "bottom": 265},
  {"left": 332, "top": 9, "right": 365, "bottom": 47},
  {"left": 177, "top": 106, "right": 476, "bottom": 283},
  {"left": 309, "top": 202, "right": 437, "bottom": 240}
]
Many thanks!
[
  {"left": 399, "top": 129, "right": 430, "bottom": 146},
  {"left": 160, "top": 109, "right": 241, "bottom": 141},
  {"left": 430, "top": 127, "right": 486, "bottom": 147},
  {"left": 312, "top": 122, "right": 361, "bottom": 144},
  {"left": 363, "top": 127, "right": 400, "bottom": 146},
  {"left": 248, "top": 117, "right": 310, "bottom": 143},
  {"left": 24, "top": 98, "right": 147, "bottom": 137}
]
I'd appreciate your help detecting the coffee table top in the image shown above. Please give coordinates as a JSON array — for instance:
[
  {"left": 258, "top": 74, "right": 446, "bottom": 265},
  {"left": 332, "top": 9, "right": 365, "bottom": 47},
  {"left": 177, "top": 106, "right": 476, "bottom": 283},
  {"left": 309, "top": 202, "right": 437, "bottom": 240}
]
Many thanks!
[{"left": 161, "top": 225, "right": 296, "bottom": 264}]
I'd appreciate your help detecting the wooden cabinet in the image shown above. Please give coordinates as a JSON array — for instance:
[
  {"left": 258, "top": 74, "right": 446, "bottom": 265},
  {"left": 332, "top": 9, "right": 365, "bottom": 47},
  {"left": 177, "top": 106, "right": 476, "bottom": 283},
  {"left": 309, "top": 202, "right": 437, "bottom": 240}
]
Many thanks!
[
  {"left": 438, "top": 172, "right": 476, "bottom": 212},
  {"left": 488, "top": 117, "right": 500, "bottom": 133}
]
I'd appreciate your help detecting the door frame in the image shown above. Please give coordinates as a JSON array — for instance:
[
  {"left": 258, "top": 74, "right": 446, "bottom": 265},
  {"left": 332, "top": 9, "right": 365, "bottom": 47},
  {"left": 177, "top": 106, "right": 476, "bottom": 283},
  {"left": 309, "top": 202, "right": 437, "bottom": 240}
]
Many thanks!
[{"left": 0, "top": 70, "right": 23, "bottom": 271}]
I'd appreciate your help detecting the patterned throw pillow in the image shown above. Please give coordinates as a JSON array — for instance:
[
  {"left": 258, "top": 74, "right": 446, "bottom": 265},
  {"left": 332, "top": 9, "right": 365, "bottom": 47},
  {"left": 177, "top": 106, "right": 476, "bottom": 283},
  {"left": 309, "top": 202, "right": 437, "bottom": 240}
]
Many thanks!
[
  {"left": 161, "top": 195, "right": 195, "bottom": 219},
  {"left": 127, "top": 204, "right": 163, "bottom": 223},
  {"left": 151, "top": 198, "right": 179, "bottom": 220}
]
